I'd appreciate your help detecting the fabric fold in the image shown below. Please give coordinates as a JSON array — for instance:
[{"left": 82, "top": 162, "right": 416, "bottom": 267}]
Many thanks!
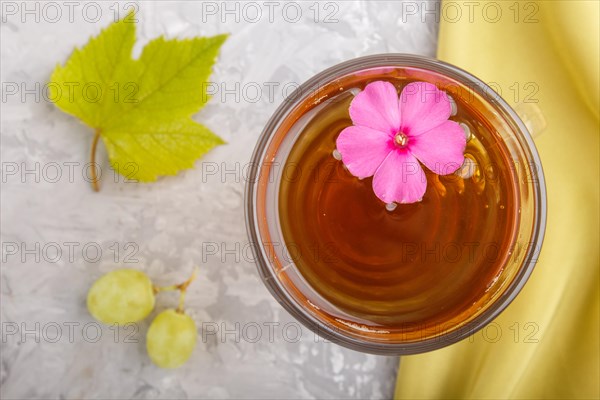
[{"left": 395, "top": 1, "right": 600, "bottom": 398}]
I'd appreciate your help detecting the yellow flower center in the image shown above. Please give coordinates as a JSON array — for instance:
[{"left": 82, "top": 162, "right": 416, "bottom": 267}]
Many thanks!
[{"left": 394, "top": 132, "right": 409, "bottom": 148}]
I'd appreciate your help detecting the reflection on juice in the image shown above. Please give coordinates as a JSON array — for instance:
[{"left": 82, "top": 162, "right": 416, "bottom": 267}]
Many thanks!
[{"left": 278, "top": 71, "right": 518, "bottom": 333}]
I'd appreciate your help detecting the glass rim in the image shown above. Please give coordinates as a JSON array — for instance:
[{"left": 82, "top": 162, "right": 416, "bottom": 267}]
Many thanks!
[{"left": 245, "top": 53, "right": 547, "bottom": 355}]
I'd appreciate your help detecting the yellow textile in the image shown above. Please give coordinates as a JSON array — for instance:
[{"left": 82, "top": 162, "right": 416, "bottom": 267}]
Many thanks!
[{"left": 395, "top": 1, "right": 599, "bottom": 399}]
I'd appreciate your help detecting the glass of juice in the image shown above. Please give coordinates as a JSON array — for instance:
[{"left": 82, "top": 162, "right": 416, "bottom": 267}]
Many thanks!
[{"left": 245, "top": 54, "right": 546, "bottom": 354}]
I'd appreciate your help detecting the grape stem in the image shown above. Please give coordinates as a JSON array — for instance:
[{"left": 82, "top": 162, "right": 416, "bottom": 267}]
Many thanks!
[
  {"left": 177, "top": 290, "right": 188, "bottom": 314},
  {"left": 153, "top": 284, "right": 178, "bottom": 293},
  {"left": 176, "top": 268, "right": 198, "bottom": 313},
  {"left": 152, "top": 268, "right": 199, "bottom": 313}
]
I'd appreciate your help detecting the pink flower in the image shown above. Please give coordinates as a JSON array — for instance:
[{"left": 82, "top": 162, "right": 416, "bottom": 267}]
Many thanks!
[{"left": 336, "top": 81, "right": 467, "bottom": 204}]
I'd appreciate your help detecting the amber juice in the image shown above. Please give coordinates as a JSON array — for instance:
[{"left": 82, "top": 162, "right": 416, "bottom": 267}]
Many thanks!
[{"left": 277, "top": 69, "right": 519, "bottom": 337}]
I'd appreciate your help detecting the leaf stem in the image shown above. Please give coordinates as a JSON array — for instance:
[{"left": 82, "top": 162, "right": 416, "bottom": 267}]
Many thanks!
[{"left": 90, "top": 128, "right": 102, "bottom": 192}]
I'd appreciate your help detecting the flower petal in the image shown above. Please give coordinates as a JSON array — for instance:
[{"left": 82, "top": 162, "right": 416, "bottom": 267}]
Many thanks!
[
  {"left": 399, "top": 82, "right": 452, "bottom": 136},
  {"left": 349, "top": 81, "right": 400, "bottom": 134},
  {"left": 336, "top": 126, "right": 394, "bottom": 178},
  {"left": 409, "top": 120, "right": 467, "bottom": 175},
  {"left": 372, "top": 150, "right": 426, "bottom": 204}
]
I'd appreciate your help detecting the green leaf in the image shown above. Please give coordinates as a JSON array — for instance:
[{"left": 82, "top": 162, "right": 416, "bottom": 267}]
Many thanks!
[{"left": 50, "top": 12, "right": 227, "bottom": 187}]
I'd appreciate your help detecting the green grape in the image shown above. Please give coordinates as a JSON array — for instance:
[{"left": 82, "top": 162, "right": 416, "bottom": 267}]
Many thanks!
[
  {"left": 87, "top": 269, "right": 155, "bottom": 325},
  {"left": 146, "top": 309, "right": 197, "bottom": 368}
]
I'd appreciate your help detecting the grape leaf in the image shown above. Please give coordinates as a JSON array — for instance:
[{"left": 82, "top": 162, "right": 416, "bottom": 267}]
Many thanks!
[{"left": 50, "top": 12, "right": 227, "bottom": 189}]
